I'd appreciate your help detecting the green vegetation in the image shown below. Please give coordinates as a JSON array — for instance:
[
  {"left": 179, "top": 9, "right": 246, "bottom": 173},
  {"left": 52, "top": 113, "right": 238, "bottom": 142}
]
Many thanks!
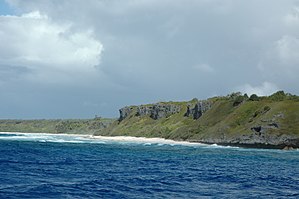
[
  {"left": 0, "top": 118, "right": 115, "bottom": 134},
  {"left": 233, "top": 94, "right": 248, "bottom": 107},
  {"left": 249, "top": 94, "right": 259, "bottom": 101}
]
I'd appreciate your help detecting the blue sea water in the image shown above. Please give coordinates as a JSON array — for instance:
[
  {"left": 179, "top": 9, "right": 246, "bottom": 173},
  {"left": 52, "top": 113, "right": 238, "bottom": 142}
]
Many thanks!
[{"left": 0, "top": 133, "right": 298, "bottom": 198}]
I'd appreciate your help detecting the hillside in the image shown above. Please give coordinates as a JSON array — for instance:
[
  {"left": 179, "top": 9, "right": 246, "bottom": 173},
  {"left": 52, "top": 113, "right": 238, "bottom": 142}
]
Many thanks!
[
  {"left": 95, "top": 91, "right": 299, "bottom": 149},
  {"left": 0, "top": 118, "right": 115, "bottom": 134}
]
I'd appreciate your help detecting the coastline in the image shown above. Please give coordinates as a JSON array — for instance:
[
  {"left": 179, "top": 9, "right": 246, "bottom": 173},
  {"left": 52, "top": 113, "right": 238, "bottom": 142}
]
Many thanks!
[
  {"left": 1, "top": 92, "right": 298, "bottom": 150},
  {"left": 0, "top": 132, "right": 205, "bottom": 147},
  {"left": 0, "top": 132, "right": 297, "bottom": 150}
]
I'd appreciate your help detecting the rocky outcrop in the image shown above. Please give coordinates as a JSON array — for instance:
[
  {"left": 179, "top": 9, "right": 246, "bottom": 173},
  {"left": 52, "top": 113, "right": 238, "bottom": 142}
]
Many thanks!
[
  {"left": 197, "top": 118, "right": 299, "bottom": 149},
  {"left": 136, "top": 106, "right": 153, "bottom": 117},
  {"left": 184, "top": 100, "right": 211, "bottom": 119},
  {"left": 119, "top": 106, "right": 134, "bottom": 122},
  {"left": 198, "top": 132, "right": 299, "bottom": 149},
  {"left": 283, "top": 146, "right": 294, "bottom": 150},
  {"left": 236, "top": 133, "right": 299, "bottom": 149},
  {"left": 136, "top": 104, "right": 181, "bottom": 120},
  {"left": 250, "top": 113, "right": 283, "bottom": 135},
  {"left": 119, "top": 103, "right": 181, "bottom": 122},
  {"left": 250, "top": 123, "right": 279, "bottom": 134},
  {"left": 150, "top": 104, "right": 181, "bottom": 120}
]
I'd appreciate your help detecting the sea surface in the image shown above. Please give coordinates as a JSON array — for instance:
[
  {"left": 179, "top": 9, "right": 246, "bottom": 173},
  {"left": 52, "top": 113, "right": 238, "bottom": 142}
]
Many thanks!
[{"left": 0, "top": 133, "right": 298, "bottom": 198}]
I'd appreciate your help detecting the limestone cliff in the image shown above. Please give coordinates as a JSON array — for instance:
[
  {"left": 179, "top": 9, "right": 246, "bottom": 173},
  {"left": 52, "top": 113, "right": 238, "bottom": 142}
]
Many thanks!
[
  {"left": 184, "top": 100, "right": 211, "bottom": 119},
  {"left": 119, "top": 106, "right": 134, "bottom": 122},
  {"left": 119, "top": 103, "right": 181, "bottom": 121}
]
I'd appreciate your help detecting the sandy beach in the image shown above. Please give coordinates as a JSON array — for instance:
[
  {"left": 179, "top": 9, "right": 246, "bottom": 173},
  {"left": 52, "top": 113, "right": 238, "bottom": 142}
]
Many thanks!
[{"left": 92, "top": 135, "right": 203, "bottom": 146}]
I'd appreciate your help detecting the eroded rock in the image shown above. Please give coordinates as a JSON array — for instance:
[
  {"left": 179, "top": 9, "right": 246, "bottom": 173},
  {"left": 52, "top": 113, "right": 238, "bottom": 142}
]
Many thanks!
[
  {"left": 119, "top": 106, "right": 133, "bottom": 121},
  {"left": 136, "top": 104, "right": 181, "bottom": 120},
  {"left": 184, "top": 100, "right": 211, "bottom": 119},
  {"left": 251, "top": 122, "right": 279, "bottom": 134}
]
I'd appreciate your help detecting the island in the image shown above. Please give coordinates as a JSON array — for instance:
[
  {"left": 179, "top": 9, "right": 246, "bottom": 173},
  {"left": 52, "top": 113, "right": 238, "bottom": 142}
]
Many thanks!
[{"left": 1, "top": 91, "right": 298, "bottom": 149}]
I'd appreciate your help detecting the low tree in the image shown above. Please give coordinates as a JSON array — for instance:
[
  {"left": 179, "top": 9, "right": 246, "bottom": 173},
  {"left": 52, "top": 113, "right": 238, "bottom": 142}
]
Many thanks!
[
  {"left": 233, "top": 95, "right": 245, "bottom": 106},
  {"left": 249, "top": 94, "right": 259, "bottom": 101}
]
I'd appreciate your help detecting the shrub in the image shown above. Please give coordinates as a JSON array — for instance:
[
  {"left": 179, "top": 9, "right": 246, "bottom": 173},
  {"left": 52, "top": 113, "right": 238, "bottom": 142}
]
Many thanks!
[
  {"left": 233, "top": 95, "right": 245, "bottom": 106},
  {"left": 269, "top": 91, "right": 286, "bottom": 101},
  {"left": 229, "top": 92, "right": 242, "bottom": 99},
  {"left": 249, "top": 94, "right": 259, "bottom": 101}
]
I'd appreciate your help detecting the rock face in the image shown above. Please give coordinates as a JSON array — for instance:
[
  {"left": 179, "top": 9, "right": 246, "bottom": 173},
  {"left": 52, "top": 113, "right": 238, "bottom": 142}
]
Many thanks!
[
  {"left": 250, "top": 113, "right": 283, "bottom": 135},
  {"left": 119, "top": 100, "right": 212, "bottom": 122},
  {"left": 119, "top": 103, "right": 181, "bottom": 122},
  {"left": 250, "top": 123, "right": 279, "bottom": 134},
  {"left": 184, "top": 100, "right": 211, "bottom": 119},
  {"left": 136, "top": 104, "right": 181, "bottom": 120},
  {"left": 136, "top": 106, "right": 153, "bottom": 117},
  {"left": 200, "top": 133, "right": 299, "bottom": 149},
  {"left": 119, "top": 106, "right": 134, "bottom": 121},
  {"left": 150, "top": 104, "right": 181, "bottom": 120},
  {"left": 199, "top": 116, "right": 299, "bottom": 149}
]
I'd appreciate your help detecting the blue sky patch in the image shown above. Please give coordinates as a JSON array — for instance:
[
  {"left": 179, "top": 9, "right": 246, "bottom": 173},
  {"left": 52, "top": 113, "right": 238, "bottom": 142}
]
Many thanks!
[{"left": 0, "top": 0, "right": 14, "bottom": 15}]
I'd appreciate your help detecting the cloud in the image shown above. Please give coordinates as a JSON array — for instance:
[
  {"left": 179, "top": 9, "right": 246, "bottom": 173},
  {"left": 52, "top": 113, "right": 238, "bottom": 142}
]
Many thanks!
[
  {"left": 237, "top": 82, "right": 279, "bottom": 96},
  {"left": 193, "top": 63, "right": 214, "bottom": 73},
  {"left": 259, "top": 35, "right": 299, "bottom": 79},
  {"left": 1, "top": 0, "right": 299, "bottom": 118},
  {"left": 258, "top": 6, "right": 299, "bottom": 81},
  {"left": 0, "top": 10, "right": 103, "bottom": 84},
  {"left": 284, "top": 6, "right": 299, "bottom": 27}
]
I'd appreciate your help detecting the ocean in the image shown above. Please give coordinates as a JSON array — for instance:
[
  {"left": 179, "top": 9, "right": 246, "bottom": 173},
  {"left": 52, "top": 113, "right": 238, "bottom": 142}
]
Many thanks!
[{"left": 0, "top": 133, "right": 298, "bottom": 198}]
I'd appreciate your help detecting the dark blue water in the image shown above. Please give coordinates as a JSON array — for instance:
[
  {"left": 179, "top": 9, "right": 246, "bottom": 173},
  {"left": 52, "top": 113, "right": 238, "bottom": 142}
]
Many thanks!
[{"left": 0, "top": 134, "right": 298, "bottom": 198}]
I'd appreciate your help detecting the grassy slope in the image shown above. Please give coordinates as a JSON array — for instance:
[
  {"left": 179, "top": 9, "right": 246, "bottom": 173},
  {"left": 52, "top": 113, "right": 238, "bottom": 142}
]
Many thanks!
[
  {"left": 96, "top": 94, "right": 299, "bottom": 142},
  {"left": 0, "top": 118, "right": 115, "bottom": 134}
]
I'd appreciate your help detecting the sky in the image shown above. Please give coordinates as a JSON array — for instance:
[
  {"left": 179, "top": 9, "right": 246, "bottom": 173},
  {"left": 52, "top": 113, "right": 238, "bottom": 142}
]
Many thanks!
[{"left": 0, "top": 0, "right": 299, "bottom": 119}]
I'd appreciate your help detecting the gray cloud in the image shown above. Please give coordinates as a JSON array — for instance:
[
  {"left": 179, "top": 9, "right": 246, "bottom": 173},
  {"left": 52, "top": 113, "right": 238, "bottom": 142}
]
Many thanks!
[
  {"left": 0, "top": 10, "right": 103, "bottom": 85},
  {"left": 1, "top": 0, "right": 299, "bottom": 118}
]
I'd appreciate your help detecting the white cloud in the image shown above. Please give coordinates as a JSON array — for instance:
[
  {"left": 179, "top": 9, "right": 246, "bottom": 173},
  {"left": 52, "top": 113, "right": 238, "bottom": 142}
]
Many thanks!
[
  {"left": 259, "top": 35, "right": 299, "bottom": 78},
  {"left": 284, "top": 6, "right": 299, "bottom": 27},
  {"left": 237, "top": 82, "right": 279, "bottom": 96},
  {"left": 193, "top": 63, "right": 214, "bottom": 73},
  {"left": 0, "top": 11, "right": 103, "bottom": 84}
]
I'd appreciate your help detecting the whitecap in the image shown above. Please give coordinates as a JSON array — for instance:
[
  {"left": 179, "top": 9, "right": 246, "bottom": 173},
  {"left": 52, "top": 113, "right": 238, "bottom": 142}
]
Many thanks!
[
  {"left": 205, "top": 143, "right": 239, "bottom": 149},
  {"left": 0, "top": 132, "right": 218, "bottom": 148}
]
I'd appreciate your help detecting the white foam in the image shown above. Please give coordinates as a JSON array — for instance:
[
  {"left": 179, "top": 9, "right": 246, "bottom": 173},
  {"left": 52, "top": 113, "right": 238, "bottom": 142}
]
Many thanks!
[
  {"left": 0, "top": 132, "right": 93, "bottom": 143},
  {"left": 92, "top": 135, "right": 206, "bottom": 147},
  {"left": 205, "top": 143, "right": 239, "bottom": 149},
  {"left": 0, "top": 132, "right": 207, "bottom": 147}
]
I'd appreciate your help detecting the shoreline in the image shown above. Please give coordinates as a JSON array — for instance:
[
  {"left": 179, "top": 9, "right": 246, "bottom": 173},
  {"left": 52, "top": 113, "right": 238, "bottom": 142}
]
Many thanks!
[
  {"left": 0, "top": 132, "right": 205, "bottom": 147},
  {"left": 0, "top": 132, "right": 297, "bottom": 150}
]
